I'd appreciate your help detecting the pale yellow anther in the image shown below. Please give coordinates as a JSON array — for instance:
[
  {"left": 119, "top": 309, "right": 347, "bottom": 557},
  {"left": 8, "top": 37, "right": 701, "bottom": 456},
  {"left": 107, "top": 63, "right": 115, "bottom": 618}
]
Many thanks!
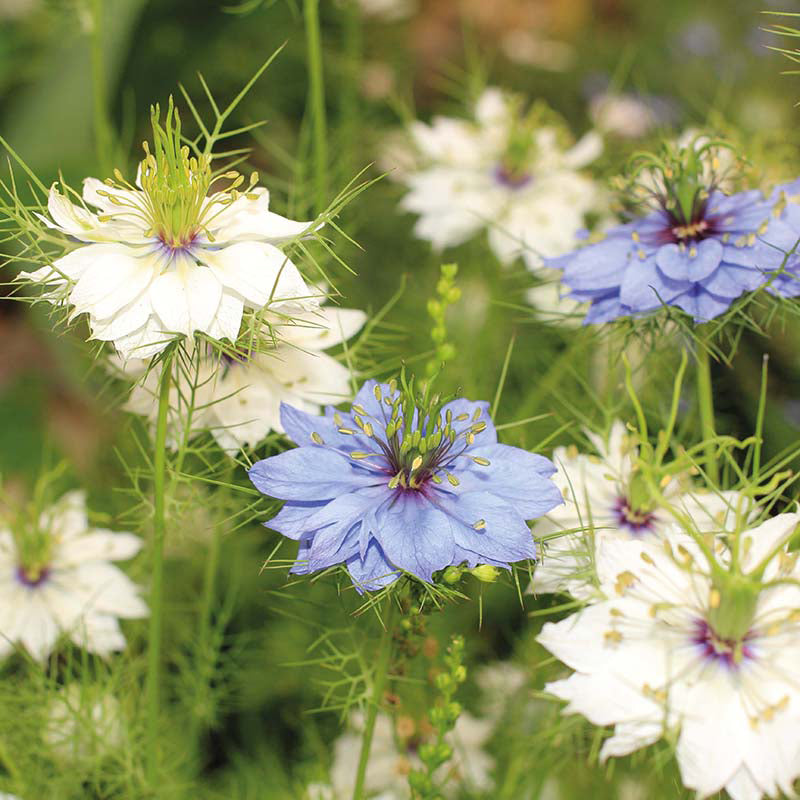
[
  {"left": 473, "top": 519, "right": 486, "bottom": 531},
  {"left": 604, "top": 630, "right": 623, "bottom": 645},
  {"left": 709, "top": 588, "right": 721, "bottom": 609},
  {"left": 310, "top": 432, "right": 324, "bottom": 445}
]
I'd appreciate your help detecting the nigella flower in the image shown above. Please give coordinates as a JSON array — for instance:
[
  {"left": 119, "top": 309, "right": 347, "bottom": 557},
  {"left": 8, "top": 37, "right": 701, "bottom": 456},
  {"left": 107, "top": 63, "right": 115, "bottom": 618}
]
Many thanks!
[
  {"left": 533, "top": 421, "right": 750, "bottom": 600},
  {"left": 248, "top": 379, "right": 562, "bottom": 590},
  {"left": 538, "top": 511, "right": 800, "bottom": 800},
  {"left": 550, "top": 135, "right": 785, "bottom": 324},
  {"left": 399, "top": 88, "right": 605, "bottom": 270},
  {"left": 46, "top": 684, "right": 124, "bottom": 762},
  {"left": 0, "top": 490, "right": 147, "bottom": 660},
  {"left": 122, "top": 304, "right": 366, "bottom": 453},
  {"left": 307, "top": 710, "right": 494, "bottom": 799},
  {"left": 19, "top": 101, "right": 319, "bottom": 360},
  {"left": 746, "top": 178, "right": 800, "bottom": 300}
]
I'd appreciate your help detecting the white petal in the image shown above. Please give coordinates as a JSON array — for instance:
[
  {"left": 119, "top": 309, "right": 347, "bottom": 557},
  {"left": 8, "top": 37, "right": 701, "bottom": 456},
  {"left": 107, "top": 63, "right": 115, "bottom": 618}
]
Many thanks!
[
  {"left": 205, "top": 291, "right": 244, "bottom": 342},
  {"left": 209, "top": 187, "right": 318, "bottom": 243},
  {"left": 739, "top": 511, "right": 800, "bottom": 574},
  {"left": 69, "top": 246, "right": 158, "bottom": 319},
  {"left": 198, "top": 241, "right": 314, "bottom": 310},
  {"left": 57, "top": 530, "right": 142, "bottom": 565},
  {"left": 150, "top": 264, "right": 223, "bottom": 337},
  {"left": 277, "top": 307, "right": 366, "bottom": 349}
]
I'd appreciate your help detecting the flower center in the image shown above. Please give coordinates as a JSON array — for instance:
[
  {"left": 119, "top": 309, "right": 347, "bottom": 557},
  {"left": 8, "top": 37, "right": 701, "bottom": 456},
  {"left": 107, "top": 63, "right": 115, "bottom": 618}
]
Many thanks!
[
  {"left": 693, "top": 618, "right": 753, "bottom": 669},
  {"left": 613, "top": 497, "right": 656, "bottom": 534},
  {"left": 671, "top": 217, "right": 710, "bottom": 241},
  {"left": 494, "top": 164, "right": 532, "bottom": 190},
  {"left": 16, "top": 564, "right": 50, "bottom": 588},
  {"left": 96, "top": 98, "right": 259, "bottom": 250},
  {"left": 341, "top": 381, "right": 491, "bottom": 493}
]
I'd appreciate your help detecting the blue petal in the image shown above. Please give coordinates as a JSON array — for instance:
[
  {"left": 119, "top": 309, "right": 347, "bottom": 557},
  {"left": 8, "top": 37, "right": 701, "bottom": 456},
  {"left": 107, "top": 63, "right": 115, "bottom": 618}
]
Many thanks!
[
  {"left": 280, "top": 403, "right": 342, "bottom": 447},
  {"left": 708, "top": 189, "right": 771, "bottom": 232},
  {"left": 249, "top": 447, "right": 384, "bottom": 501},
  {"left": 302, "top": 485, "right": 388, "bottom": 536},
  {"left": 583, "top": 293, "right": 624, "bottom": 324},
  {"left": 440, "top": 398, "right": 497, "bottom": 444},
  {"left": 347, "top": 540, "right": 399, "bottom": 592},
  {"left": 267, "top": 500, "right": 327, "bottom": 539},
  {"left": 306, "top": 523, "right": 360, "bottom": 571},
  {"left": 655, "top": 238, "right": 722, "bottom": 282},
  {"left": 670, "top": 287, "right": 733, "bottom": 321},
  {"left": 437, "top": 490, "right": 536, "bottom": 563},
  {"left": 700, "top": 264, "right": 765, "bottom": 297},
  {"left": 351, "top": 380, "right": 397, "bottom": 422},
  {"left": 561, "top": 237, "right": 635, "bottom": 292},
  {"left": 372, "top": 493, "right": 456, "bottom": 582},
  {"left": 449, "top": 444, "right": 563, "bottom": 519},
  {"left": 619, "top": 256, "right": 688, "bottom": 310}
]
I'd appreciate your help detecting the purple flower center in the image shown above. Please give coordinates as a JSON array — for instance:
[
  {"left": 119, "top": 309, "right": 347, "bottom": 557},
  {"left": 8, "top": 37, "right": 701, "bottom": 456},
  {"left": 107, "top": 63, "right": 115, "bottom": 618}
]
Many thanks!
[
  {"left": 692, "top": 619, "right": 754, "bottom": 669},
  {"left": 494, "top": 164, "right": 532, "bottom": 190},
  {"left": 16, "top": 565, "right": 50, "bottom": 588},
  {"left": 157, "top": 230, "right": 199, "bottom": 253},
  {"left": 612, "top": 497, "right": 656, "bottom": 534}
]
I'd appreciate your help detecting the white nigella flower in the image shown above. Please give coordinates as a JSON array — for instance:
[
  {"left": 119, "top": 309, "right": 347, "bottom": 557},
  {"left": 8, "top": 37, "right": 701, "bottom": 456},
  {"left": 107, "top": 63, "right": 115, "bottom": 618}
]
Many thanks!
[
  {"left": 0, "top": 490, "right": 147, "bottom": 660},
  {"left": 400, "top": 88, "right": 605, "bottom": 270},
  {"left": 353, "top": 0, "right": 415, "bottom": 21},
  {"left": 122, "top": 304, "right": 365, "bottom": 453},
  {"left": 588, "top": 92, "right": 659, "bottom": 139},
  {"left": 538, "top": 511, "right": 800, "bottom": 800},
  {"left": 45, "top": 684, "right": 124, "bottom": 762},
  {"left": 533, "top": 421, "right": 750, "bottom": 600},
  {"left": 20, "top": 102, "right": 320, "bottom": 360},
  {"left": 313, "top": 711, "right": 494, "bottom": 799}
]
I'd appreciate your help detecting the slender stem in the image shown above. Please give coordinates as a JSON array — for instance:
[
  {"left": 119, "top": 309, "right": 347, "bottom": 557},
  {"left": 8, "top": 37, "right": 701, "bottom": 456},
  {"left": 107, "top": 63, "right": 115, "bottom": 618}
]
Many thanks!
[
  {"left": 304, "top": 0, "right": 329, "bottom": 214},
  {"left": 341, "top": 0, "right": 363, "bottom": 178},
  {"left": 145, "top": 360, "right": 172, "bottom": 781},
  {"left": 695, "top": 344, "right": 719, "bottom": 484},
  {"left": 89, "top": 0, "right": 113, "bottom": 175},
  {"left": 352, "top": 601, "right": 397, "bottom": 800}
]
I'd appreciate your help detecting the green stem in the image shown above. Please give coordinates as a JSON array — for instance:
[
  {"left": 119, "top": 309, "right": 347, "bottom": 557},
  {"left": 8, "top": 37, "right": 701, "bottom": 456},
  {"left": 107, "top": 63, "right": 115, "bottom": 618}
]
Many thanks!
[
  {"left": 341, "top": 0, "right": 363, "bottom": 178},
  {"left": 145, "top": 360, "right": 172, "bottom": 781},
  {"left": 352, "top": 602, "right": 397, "bottom": 800},
  {"left": 89, "top": 0, "right": 113, "bottom": 175},
  {"left": 695, "top": 344, "right": 719, "bottom": 484},
  {"left": 304, "top": 0, "right": 329, "bottom": 214}
]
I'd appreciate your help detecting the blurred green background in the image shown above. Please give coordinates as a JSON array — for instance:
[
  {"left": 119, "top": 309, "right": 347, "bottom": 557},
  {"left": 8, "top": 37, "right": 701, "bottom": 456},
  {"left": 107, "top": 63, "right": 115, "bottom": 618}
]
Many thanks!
[{"left": 2, "top": 0, "right": 800, "bottom": 797}]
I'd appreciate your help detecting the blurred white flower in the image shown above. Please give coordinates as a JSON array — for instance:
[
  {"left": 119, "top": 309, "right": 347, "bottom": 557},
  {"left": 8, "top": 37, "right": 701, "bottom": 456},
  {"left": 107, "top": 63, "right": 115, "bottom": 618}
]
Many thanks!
[
  {"left": 589, "top": 92, "right": 658, "bottom": 139},
  {"left": 122, "top": 305, "right": 365, "bottom": 453},
  {"left": 313, "top": 711, "right": 493, "bottom": 798},
  {"left": 533, "top": 421, "right": 751, "bottom": 600},
  {"left": 0, "top": 490, "right": 147, "bottom": 660},
  {"left": 20, "top": 107, "right": 320, "bottom": 360},
  {"left": 400, "top": 88, "right": 605, "bottom": 270},
  {"left": 355, "top": 0, "right": 415, "bottom": 21},
  {"left": 538, "top": 511, "right": 800, "bottom": 800},
  {"left": 45, "top": 684, "right": 124, "bottom": 762},
  {"left": 475, "top": 661, "right": 527, "bottom": 720}
]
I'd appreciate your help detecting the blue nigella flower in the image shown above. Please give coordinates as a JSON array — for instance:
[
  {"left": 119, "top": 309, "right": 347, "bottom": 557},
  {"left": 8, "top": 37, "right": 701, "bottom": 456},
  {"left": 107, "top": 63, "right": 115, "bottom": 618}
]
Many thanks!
[
  {"left": 248, "top": 379, "right": 563, "bottom": 592},
  {"left": 746, "top": 178, "right": 800, "bottom": 299},
  {"left": 548, "top": 137, "right": 785, "bottom": 324}
]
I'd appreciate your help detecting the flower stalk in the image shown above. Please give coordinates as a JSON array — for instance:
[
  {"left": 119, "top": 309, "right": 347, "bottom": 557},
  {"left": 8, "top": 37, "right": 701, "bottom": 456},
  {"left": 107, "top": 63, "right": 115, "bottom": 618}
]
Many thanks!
[
  {"left": 89, "top": 0, "right": 114, "bottom": 175},
  {"left": 695, "top": 344, "right": 718, "bottom": 484},
  {"left": 352, "top": 600, "right": 397, "bottom": 800},
  {"left": 145, "top": 356, "right": 173, "bottom": 782},
  {"left": 304, "top": 0, "right": 329, "bottom": 214}
]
